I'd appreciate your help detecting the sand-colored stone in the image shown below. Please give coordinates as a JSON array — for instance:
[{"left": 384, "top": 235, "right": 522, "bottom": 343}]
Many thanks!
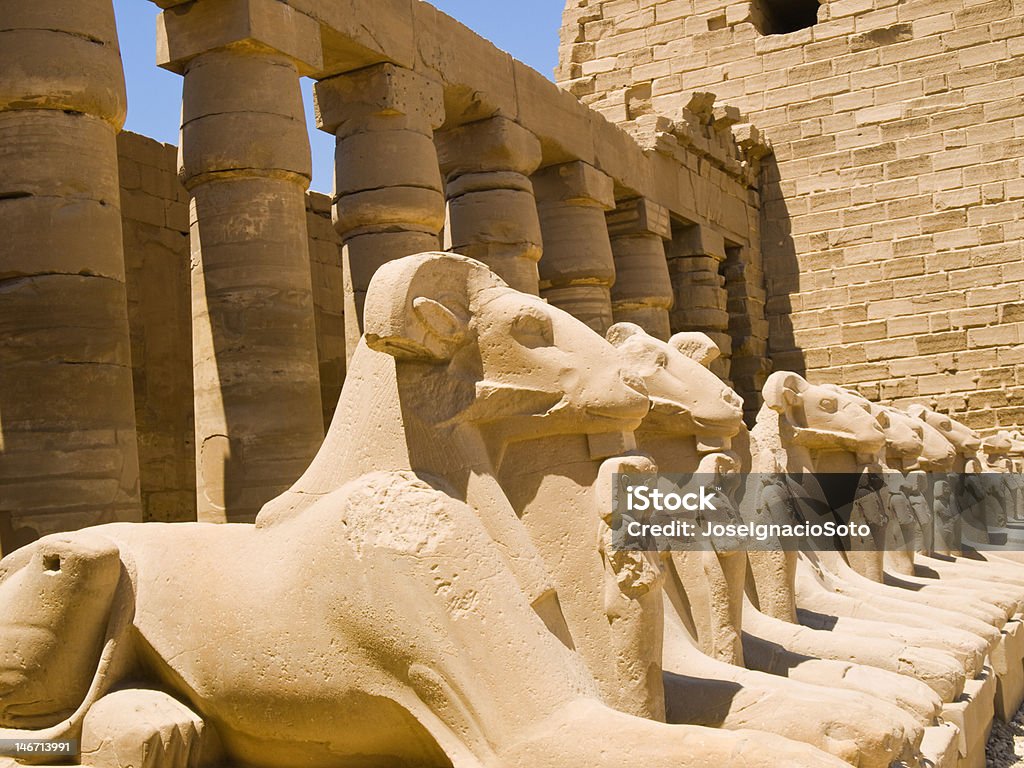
[
  {"left": 534, "top": 161, "right": 617, "bottom": 334},
  {"left": 0, "top": 0, "right": 141, "bottom": 554},
  {"left": 436, "top": 117, "right": 544, "bottom": 294},
  {"left": 666, "top": 224, "right": 732, "bottom": 379},
  {"left": 606, "top": 198, "right": 674, "bottom": 340},
  {"left": 748, "top": 374, "right": 1011, "bottom": 766},
  {"left": 562, "top": 0, "right": 1024, "bottom": 433},
  {"left": 3, "top": 1, "right": 1024, "bottom": 767},
  {"left": 163, "top": 1, "right": 325, "bottom": 523},
  {"left": 608, "top": 323, "right": 929, "bottom": 766},
  {"left": 315, "top": 63, "right": 445, "bottom": 360},
  {"left": 0, "top": 253, "right": 850, "bottom": 768},
  {"left": 117, "top": 133, "right": 195, "bottom": 525}
]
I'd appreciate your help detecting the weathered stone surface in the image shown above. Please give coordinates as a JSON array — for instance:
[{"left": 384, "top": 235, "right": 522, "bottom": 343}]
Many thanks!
[
  {"left": 437, "top": 117, "right": 544, "bottom": 293},
  {"left": 314, "top": 63, "right": 444, "bottom": 136},
  {"left": 118, "top": 132, "right": 196, "bottom": 525},
  {"left": 157, "top": 0, "right": 322, "bottom": 75},
  {"left": 187, "top": 176, "right": 323, "bottom": 521},
  {"left": 611, "top": 324, "right": 933, "bottom": 765},
  {"left": 170, "top": 16, "right": 324, "bottom": 523},
  {"left": 306, "top": 191, "right": 346, "bottom": 430},
  {"left": 3, "top": 1, "right": 1024, "bottom": 766},
  {"left": 564, "top": 0, "right": 1024, "bottom": 432},
  {"left": 0, "top": 0, "right": 140, "bottom": 551},
  {"left": 534, "top": 162, "right": 618, "bottom": 333},
  {"left": 1, "top": 253, "right": 859, "bottom": 768},
  {"left": 0, "top": 30, "right": 126, "bottom": 125},
  {"left": 608, "top": 198, "right": 674, "bottom": 339},
  {"left": 444, "top": 189, "right": 543, "bottom": 256},
  {"left": 317, "top": 64, "right": 446, "bottom": 358},
  {"left": 436, "top": 116, "right": 543, "bottom": 177}
]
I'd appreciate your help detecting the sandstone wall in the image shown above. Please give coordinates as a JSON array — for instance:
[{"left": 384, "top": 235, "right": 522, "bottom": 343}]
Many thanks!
[
  {"left": 559, "top": 0, "right": 1024, "bottom": 431},
  {"left": 116, "top": 131, "right": 345, "bottom": 523},
  {"left": 118, "top": 131, "right": 195, "bottom": 523},
  {"left": 306, "top": 191, "right": 346, "bottom": 430}
]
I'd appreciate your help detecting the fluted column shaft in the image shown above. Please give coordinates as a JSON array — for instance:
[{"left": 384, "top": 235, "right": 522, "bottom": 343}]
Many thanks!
[
  {"left": 435, "top": 116, "right": 543, "bottom": 294},
  {"left": 160, "top": 0, "right": 325, "bottom": 522},
  {"left": 0, "top": 0, "right": 142, "bottom": 550},
  {"left": 534, "top": 162, "right": 617, "bottom": 334}
]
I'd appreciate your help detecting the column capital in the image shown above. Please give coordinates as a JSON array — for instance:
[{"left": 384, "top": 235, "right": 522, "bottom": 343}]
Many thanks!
[
  {"left": 314, "top": 63, "right": 444, "bottom": 137},
  {"left": 606, "top": 197, "right": 671, "bottom": 239},
  {"left": 532, "top": 161, "right": 615, "bottom": 210},
  {"left": 157, "top": 0, "right": 322, "bottom": 75},
  {"left": 435, "top": 116, "right": 542, "bottom": 179}
]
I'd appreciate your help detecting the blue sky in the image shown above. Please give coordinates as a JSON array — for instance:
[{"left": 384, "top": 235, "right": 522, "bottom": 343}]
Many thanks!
[{"left": 111, "top": 0, "right": 564, "bottom": 192}]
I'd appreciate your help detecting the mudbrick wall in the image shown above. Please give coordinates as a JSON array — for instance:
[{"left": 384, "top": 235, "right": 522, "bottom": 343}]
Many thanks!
[
  {"left": 116, "top": 132, "right": 344, "bottom": 524},
  {"left": 559, "top": 0, "right": 1024, "bottom": 431}
]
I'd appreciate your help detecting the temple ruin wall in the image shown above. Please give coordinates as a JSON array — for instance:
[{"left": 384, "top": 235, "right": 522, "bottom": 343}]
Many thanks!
[{"left": 559, "top": 0, "right": 1024, "bottom": 432}]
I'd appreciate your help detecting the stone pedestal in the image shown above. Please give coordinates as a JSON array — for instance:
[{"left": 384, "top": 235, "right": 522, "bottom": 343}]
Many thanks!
[
  {"left": 435, "top": 117, "right": 543, "bottom": 295},
  {"left": 606, "top": 198, "right": 673, "bottom": 340},
  {"left": 315, "top": 64, "right": 445, "bottom": 361},
  {"left": 534, "top": 162, "right": 617, "bottom": 334},
  {"left": 667, "top": 224, "right": 732, "bottom": 379},
  {"left": 0, "top": 0, "right": 142, "bottom": 548},
  {"left": 160, "top": 0, "right": 325, "bottom": 522}
]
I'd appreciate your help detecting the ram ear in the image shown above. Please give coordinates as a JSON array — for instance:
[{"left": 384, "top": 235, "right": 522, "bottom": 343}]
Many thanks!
[
  {"left": 606, "top": 322, "right": 645, "bottom": 348},
  {"left": 761, "top": 371, "right": 808, "bottom": 412},
  {"left": 412, "top": 297, "right": 464, "bottom": 345},
  {"left": 906, "top": 404, "right": 927, "bottom": 420},
  {"left": 668, "top": 332, "right": 720, "bottom": 368},
  {"left": 363, "top": 252, "right": 504, "bottom": 363}
]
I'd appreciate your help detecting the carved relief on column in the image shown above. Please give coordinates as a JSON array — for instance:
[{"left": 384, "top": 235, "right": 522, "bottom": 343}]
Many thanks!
[
  {"left": 314, "top": 64, "right": 445, "bottom": 359},
  {"left": 666, "top": 224, "right": 731, "bottom": 380},
  {"left": 533, "top": 162, "right": 617, "bottom": 334},
  {"left": 435, "top": 116, "right": 543, "bottom": 295},
  {"left": 0, "top": 0, "right": 142, "bottom": 547},
  {"left": 159, "top": 0, "right": 325, "bottom": 522},
  {"left": 606, "top": 197, "right": 674, "bottom": 341}
]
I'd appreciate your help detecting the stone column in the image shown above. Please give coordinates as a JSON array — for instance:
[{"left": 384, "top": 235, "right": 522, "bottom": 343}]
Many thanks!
[
  {"left": 606, "top": 197, "right": 674, "bottom": 340},
  {"left": 722, "top": 245, "right": 771, "bottom": 423},
  {"left": 314, "top": 64, "right": 446, "bottom": 360},
  {"left": 667, "top": 224, "right": 732, "bottom": 379},
  {"left": 0, "top": 0, "right": 142, "bottom": 547},
  {"left": 435, "top": 117, "right": 544, "bottom": 294},
  {"left": 533, "top": 162, "right": 617, "bottom": 334},
  {"left": 158, "top": 0, "right": 325, "bottom": 522}
]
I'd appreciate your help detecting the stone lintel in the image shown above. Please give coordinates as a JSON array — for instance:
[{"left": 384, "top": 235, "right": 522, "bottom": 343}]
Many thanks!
[
  {"left": 532, "top": 161, "right": 615, "bottom": 210},
  {"left": 157, "top": 0, "right": 323, "bottom": 75},
  {"left": 672, "top": 223, "right": 727, "bottom": 262},
  {"left": 606, "top": 197, "right": 671, "bottom": 239},
  {"left": 435, "top": 116, "right": 543, "bottom": 179},
  {"left": 314, "top": 63, "right": 444, "bottom": 136}
]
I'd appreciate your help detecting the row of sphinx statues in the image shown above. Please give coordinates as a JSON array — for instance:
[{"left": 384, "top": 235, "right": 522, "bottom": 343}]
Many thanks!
[{"left": 1, "top": 252, "right": 1023, "bottom": 768}]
